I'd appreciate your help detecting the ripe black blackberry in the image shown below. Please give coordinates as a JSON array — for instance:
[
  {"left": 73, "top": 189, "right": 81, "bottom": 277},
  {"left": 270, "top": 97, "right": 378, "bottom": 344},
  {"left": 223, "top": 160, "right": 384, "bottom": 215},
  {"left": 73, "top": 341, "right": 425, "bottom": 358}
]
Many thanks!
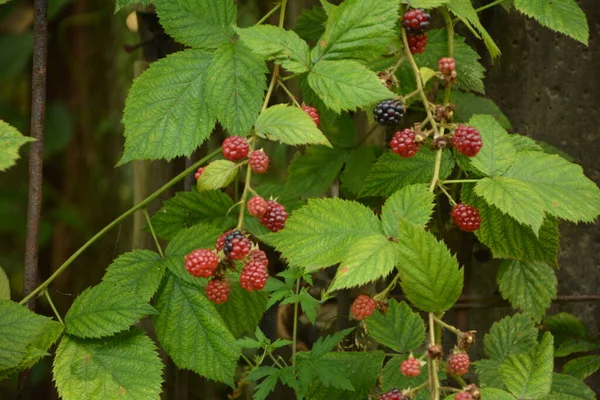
[
  {"left": 402, "top": 8, "right": 431, "bottom": 34},
  {"left": 373, "top": 100, "right": 404, "bottom": 125},
  {"left": 223, "top": 230, "right": 251, "bottom": 260}
]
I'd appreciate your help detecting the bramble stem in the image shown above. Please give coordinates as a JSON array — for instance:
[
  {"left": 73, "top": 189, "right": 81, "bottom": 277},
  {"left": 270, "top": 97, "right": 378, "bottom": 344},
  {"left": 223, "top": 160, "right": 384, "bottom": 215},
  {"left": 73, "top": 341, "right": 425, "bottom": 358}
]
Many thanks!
[
  {"left": 429, "top": 149, "right": 443, "bottom": 192},
  {"left": 277, "top": 79, "right": 301, "bottom": 107},
  {"left": 44, "top": 290, "right": 63, "bottom": 326},
  {"left": 475, "top": 0, "right": 507, "bottom": 13},
  {"left": 267, "top": 351, "right": 285, "bottom": 368},
  {"left": 292, "top": 279, "right": 300, "bottom": 368},
  {"left": 374, "top": 273, "right": 400, "bottom": 301},
  {"left": 236, "top": 163, "right": 254, "bottom": 231},
  {"left": 255, "top": 2, "right": 282, "bottom": 25},
  {"left": 429, "top": 313, "right": 440, "bottom": 400},
  {"left": 440, "top": 8, "right": 455, "bottom": 105},
  {"left": 442, "top": 179, "right": 480, "bottom": 184},
  {"left": 144, "top": 209, "right": 164, "bottom": 258},
  {"left": 409, "top": 381, "right": 430, "bottom": 395},
  {"left": 19, "top": 148, "right": 221, "bottom": 306},
  {"left": 437, "top": 182, "right": 457, "bottom": 206},
  {"left": 240, "top": 353, "right": 254, "bottom": 367},
  {"left": 433, "top": 314, "right": 461, "bottom": 336}
]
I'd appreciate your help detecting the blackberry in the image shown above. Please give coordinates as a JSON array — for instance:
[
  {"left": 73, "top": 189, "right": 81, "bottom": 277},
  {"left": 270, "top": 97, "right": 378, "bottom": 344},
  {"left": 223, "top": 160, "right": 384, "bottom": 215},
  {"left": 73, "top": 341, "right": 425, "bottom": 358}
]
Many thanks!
[
  {"left": 438, "top": 57, "right": 456, "bottom": 76},
  {"left": 249, "top": 150, "right": 269, "bottom": 173},
  {"left": 260, "top": 200, "right": 288, "bottom": 232},
  {"left": 400, "top": 357, "right": 421, "bottom": 377},
  {"left": 247, "top": 196, "right": 269, "bottom": 218},
  {"left": 248, "top": 249, "right": 269, "bottom": 266},
  {"left": 402, "top": 8, "right": 431, "bottom": 34},
  {"left": 407, "top": 33, "right": 428, "bottom": 54},
  {"left": 455, "top": 393, "right": 473, "bottom": 400},
  {"left": 206, "top": 279, "right": 230, "bottom": 304},
  {"left": 451, "top": 203, "right": 481, "bottom": 232},
  {"left": 373, "top": 99, "right": 404, "bottom": 125},
  {"left": 447, "top": 353, "right": 470, "bottom": 376},
  {"left": 452, "top": 125, "right": 483, "bottom": 157},
  {"left": 184, "top": 249, "right": 219, "bottom": 278},
  {"left": 240, "top": 260, "right": 269, "bottom": 292},
  {"left": 215, "top": 230, "right": 232, "bottom": 252},
  {"left": 380, "top": 389, "right": 407, "bottom": 400},
  {"left": 351, "top": 294, "right": 376, "bottom": 320},
  {"left": 222, "top": 135, "right": 249, "bottom": 161},
  {"left": 302, "top": 105, "right": 320, "bottom": 126},
  {"left": 223, "top": 230, "right": 251, "bottom": 260},
  {"left": 390, "top": 129, "right": 419, "bottom": 158}
]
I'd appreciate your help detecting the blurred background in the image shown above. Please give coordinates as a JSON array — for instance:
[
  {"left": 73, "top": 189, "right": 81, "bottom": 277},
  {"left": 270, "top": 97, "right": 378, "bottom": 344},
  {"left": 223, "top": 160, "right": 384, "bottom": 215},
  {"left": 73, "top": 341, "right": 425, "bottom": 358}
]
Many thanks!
[{"left": 0, "top": 0, "right": 598, "bottom": 398}]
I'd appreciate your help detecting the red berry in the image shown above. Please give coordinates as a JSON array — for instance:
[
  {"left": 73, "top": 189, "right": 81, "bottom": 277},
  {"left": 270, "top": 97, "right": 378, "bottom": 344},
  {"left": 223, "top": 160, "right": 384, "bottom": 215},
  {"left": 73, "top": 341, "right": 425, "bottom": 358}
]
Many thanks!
[
  {"left": 248, "top": 249, "right": 269, "bottom": 266},
  {"left": 380, "top": 389, "right": 407, "bottom": 400},
  {"left": 249, "top": 150, "right": 269, "bottom": 173},
  {"left": 194, "top": 167, "right": 205, "bottom": 180},
  {"left": 447, "top": 353, "right": 470, "bottom": 376},
  {"left": 302, "top": 105, "right": 320, "bottom": 126},
  {"left": 184, "top": 249, "right": 219, "bottom": 278},
  {"left": 260, "top": 200, "right": 288, "bottom": 232},
  {"left": 206, "top": 279, "right": 230, "bottom": 304},
  {"left": 223, "top": 230, "right": 251, "bottom": 260},
  {"left": 452, "top": 125, "right": 482, "bottom": 157},
  {"left": 402, "top": 8, "right": 431, "bottom": 34},
  {"left": 248, "top": 196, "right": 269, "bottom": 218},
  {"left": 351, "top": 295, "right": 376, "bottom": 320},
  {"left": 216, "top": 230, "right": 232, "bottom": 252},
  {"left": 406, "top": 33, "right": 428, "bottom": 54},
  {"left": 455, "top": 393, "right": 473, "bottom": 400},
  {"left": 390, "top": 129, "right": 419, "bottom": 158},
  {"left": 400, "top": 357, "right": 421, "bottom": 377},
  {"left": 222, "top": 135, "right": 249, "bottom": 161},
  {"left": 451, "top": 203, "right": 481, "bottom": 232},
  {"left": 240, "top": 260, "right": 269, "bottom": 292},
  {"left": 438, "top": 57, "right": 456, "bottom": 75}
]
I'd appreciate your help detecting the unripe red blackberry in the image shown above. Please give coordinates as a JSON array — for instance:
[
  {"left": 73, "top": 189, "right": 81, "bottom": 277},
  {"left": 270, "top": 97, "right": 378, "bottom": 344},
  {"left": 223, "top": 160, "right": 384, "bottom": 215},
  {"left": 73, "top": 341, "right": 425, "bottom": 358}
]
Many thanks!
[
  {"left": 240, "top": 260, "right": 269, "bottom": 292},
  {"left": 206, "top": 279, "right": 230, "bottom": 304},
  {"left": 249, "top": 150, "right": 269, "bottom": 173},
  {"left": 247, "top": 196, "right": 269, "bottom": 218},
  {"left": 260, "top": 200, "right": 288, "bottom": 232},
  {"left": 351, "top": 294, "right": 376, "bottom": 320},
  {"left": 390, "top": 129, "right": 419, "bottom": 158},
  {"left": 452, "top": 125, "right": 483, "bottom": 157},
  {"left": 302, "top": 105, "right": 320, "bottom": 126},
  {"left": 455, "top": 392, "right": 473, "bottom": 400},
  {"left": 438, "top": 57, "right": 456, "bottom": 76},
  {"left": 451, "top": 203, "right": 481, "bottom": 232},
  {"left": 447, "top": 353, "right": 470, "bottom": 376},
  {"left": 400, "top": 357, "right": 421, "bottom": 377},
  {"left": 406, "top": 33, "right": 428, "bottom": 54},
  {"left": 402, "top": 8, "right": 431, "bottom": 34},
  {"left": 373, "top": 99, "right": 404, "bottom": 125},
  {"left": 184, "top": 249, "right": 219, "bottom": 278},
  {"left": 194, "top": 167, "right": 205, "bottom": 180},
  {"left": 223, "top": 230, "right": 251, "bottom": 260},
  {"left": 380, "top": 389, "right": 407, "bottom": 400},
  {"left": 222, "top": 135, "right": 249, "bottom": 161},
  {"left": 248, "top": 249, "right": 269, "bottom": 266}
]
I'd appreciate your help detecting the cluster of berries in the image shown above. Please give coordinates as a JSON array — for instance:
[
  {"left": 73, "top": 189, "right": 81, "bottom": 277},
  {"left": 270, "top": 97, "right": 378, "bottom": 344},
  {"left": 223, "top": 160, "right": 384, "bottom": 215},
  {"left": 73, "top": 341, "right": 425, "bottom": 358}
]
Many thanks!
[
  {"left": 438, "top": 57, "right": 457, "bottom": 84},
  {"left": 184, "top": 230, "right": 270, "bottom": 304},
  {"left": 248, "top": 196, "right": 288, "bottom": 232},
  {"left": 222, "top": 135, "right": 270, "bottom": 173},
  {"left": 403, "top": 8, "right": 430, "bottom": 54}
]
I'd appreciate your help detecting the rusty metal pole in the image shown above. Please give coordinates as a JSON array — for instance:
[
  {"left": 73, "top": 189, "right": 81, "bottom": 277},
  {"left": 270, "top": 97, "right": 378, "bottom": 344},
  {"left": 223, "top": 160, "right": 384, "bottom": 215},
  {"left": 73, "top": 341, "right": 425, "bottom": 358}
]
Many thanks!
[{"left": 23, "top": 0, "right": 49, "bottom": 311}]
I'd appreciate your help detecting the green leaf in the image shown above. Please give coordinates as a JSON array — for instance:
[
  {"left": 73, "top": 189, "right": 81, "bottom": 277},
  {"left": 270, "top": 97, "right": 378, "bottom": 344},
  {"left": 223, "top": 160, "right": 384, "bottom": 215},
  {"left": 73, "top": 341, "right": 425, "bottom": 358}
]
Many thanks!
[
  {"left": 502, "top": 151, "right": 600, "bottom": 223},
  {"left": 542, "top": 312, "right": 587, "bottom": 343},
  {"left": 310, "top": 328, "right": 355, "bottom": 359},
  {"left": 468, "top": 114, "right": 516, "bottom": 177},
  {"left": 264, "top": 198, "right": 382, "bottom": 270},
  {"left": 294, "top": 6, "right": 327, "bottom": 42},
  {"left": 65, "top": 283, "right": 156, "bottom": 339},
  {"left": 445, "top": 389, "right": 516, "bottom": 400},
  {"left": 102, "top": 250, "right": 164, "bottom": 302},
  {"left": 511, "top": 134, "right": 544, "bottom": 152},
  {"left": 402, "top": 0, "right": 449, "bottom": 8},
  {"left": 0, "top": 300, "right": 63, "bottom": 371},
  {"left": 153, "top": 271, "right": 240, "bottom": 385},
  {"left": 119, "top": 50, "right": 215, "bottom": 164},
  {"left": 484, "top": 313, "right": 538, "bottom": 361},
  {"left": 197, "top": 160, "right": 239, "bottom": 191},
  {"left": 447, "top": 0, "right": 501, "bottom": 58},
  {"left": 329, "top": 234, "right": 399, "bottom": 291},
  {"left": 476, "top": 359, "right": 506, "bottom": 389},
  {"left": 53, "top": 330, "right": 163, "bottom": 400},
  {"left": 314, "top": 0, "right": 399, "bottom": 64},
  {"left": 114, "top": 0, "right": 152, "bottom": 12},
  {"left": 381, "top": 184, "right": 435, "bottom": 236},
  {"left": 285, "top": 146, "right": 347, "bottom": 197},
  {"left": 513, "top": 0, "right": 588, "bottom": 45},
  {"left": 462, "top": 185, "right": 559, "bottom": 266},
  {"left": 396, "top": 218, "right": 463, "bottom": 313},
  {"left": 150, "top": 190, "right": 236, "bottom": 240},
  {"left": 359, "top": 149, "right": 455, "bottom": 197},
  {"left": 206, "top": 41, "right": 268, "bottom": 135},
  {"left": 365, "top": 300, "right": 425, "bottom": 353},
  {"left": 154, "top": 0, "right": 235, "bottom": 49},
  {"left": 254, "top": 104, "right": 331, "bottom": 147},
  {"left": 555, "top": 338, "right": 600, "bottom": 358},
  {"left": 307, "top": 60, "right": 395, "bottom": 113},
  {"left": 475, "top": 177, "right": 546, "bottom": 234},
  {"left": 450, "top": 91, "right": 512, "bottom": 130},
  {"left": 299, "top": 289, "right": 320, "bottom": 325},
  {"left": 340, "top": 146, "right": 377, "bottom": 195},
  {"left": 563, "top": 355, "right": 600, "bottom": 380},
  {"left": 303, "top": 351, "right": 385, "bottom": 400},
  {"left": 497, "top": 260, "right": 557, "bottom": 322},
  {"left": 0, "top": 266, "right": 9, "bottom": 300},
  {"left": 542, "top": 373, "right": 595, "bottom": 400},
  {"left": 236, "top": 25, "right": 310, "bottom": 73},
  {"left": 0, "top": 120, "right": 34, "bottom": 172},
  {"left": 500, "top": 332, "right": 554, "bottom": 399}
]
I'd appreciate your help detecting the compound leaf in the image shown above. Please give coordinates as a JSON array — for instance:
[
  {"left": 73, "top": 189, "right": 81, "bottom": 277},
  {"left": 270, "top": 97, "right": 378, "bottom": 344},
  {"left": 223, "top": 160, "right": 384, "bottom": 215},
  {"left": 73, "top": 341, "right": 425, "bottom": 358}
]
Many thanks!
[
  {"left": 468, "top": 114, "right": 516, "bottom": 177},
  {"left": 447, "top": 0, "right": 501, "bottom": 58},
  {"left": 381, "top": 184, "right": 435, "bottom": 236},
  {"left": 102, "top": 250, "right": 165, "bottom": 302},
  {"left": 366, "top": 300, "right": 425, "bottom": 353},
  {"left": 197, "top": 160, "right": 239, "bottom": 191},
  {"left": 254, "top": 104, "right": 331, "bottom": 147},
  {"left": 484, "top": 313, "right": 538, "bottom": 361}
]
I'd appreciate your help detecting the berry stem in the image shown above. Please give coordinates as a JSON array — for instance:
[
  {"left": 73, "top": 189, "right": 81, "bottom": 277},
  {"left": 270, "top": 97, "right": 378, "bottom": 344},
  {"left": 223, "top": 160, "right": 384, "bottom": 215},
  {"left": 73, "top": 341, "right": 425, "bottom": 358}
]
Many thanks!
[
  {"left": 442, "top": 179, "right": 480, "bottom": 184},
  {"left": 475, "top": 0, "right": 508, "bottom": 13},
  {"left": 267, "top": 351, "right": 286, "bottom": 368},
  {"left": 429, "top": 312, "right": 441, "bottom": 400},
  {"left": 255, "top": 2, "right": 282, "bottom": 25},
  {"left": 437, "top": 182, "right": 457, "bottom": 206},
  {"left": 408, "top": 381, "right": 430, "bottom": 395},
  {"left": 450, "top": 374, "right": 468, "bottom": 388},
  {"left": 44, "top": 290, "right": 63, "bottom": 326},
  {"left": 400, "top": 28, "right": 440, "bottom": 138},
  {"left": 277, "top": 79, "right": 301, "bottom": 107},
  {"left": 428, "top": 149, "right": 443, "bottom": 192},
  {"left": 19, "top": 147, "right": 222, "bottom": 306},
  {"left": 374, "top": 272, "right": 400, "bottom": 301},
  {"left": 403, "top": 88, "right": 420, "bottom": 101},
  {"left": 440, "top": 387, "right": 461, "bottom": 393},
  {"left": 240, "top": 353, "right": 255, "bottom": 368},
  {"left": 291, "top": 278, "right": 300, "bottom": 368},
  {"left": 144, "top": 208, "right": 165, "bottom": 258},
  {"left": 433, "top": 314, "right": 462, "bottom": 336},
  {"left": 441, "top": 7, "right": 455, "bottom": 105}
]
